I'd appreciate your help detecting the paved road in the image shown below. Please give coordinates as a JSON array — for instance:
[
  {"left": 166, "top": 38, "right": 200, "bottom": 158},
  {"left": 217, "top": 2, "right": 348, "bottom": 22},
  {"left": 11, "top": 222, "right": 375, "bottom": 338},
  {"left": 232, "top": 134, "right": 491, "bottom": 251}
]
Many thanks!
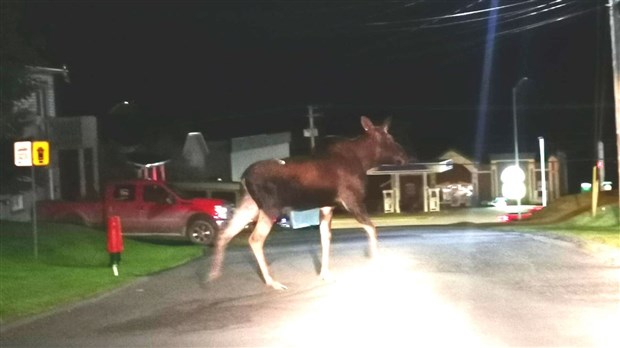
[
  {"left": 2, "top": 226, "right": 619, "bottom": 347},
  {"left": 332, "top": 206, "right": 530, "bottom": 228}
]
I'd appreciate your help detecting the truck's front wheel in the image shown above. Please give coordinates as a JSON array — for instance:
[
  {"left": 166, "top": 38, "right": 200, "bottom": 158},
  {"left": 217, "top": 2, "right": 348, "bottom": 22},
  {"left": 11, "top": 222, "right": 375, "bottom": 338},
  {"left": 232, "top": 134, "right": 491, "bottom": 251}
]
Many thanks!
[{"left": 187, "top": 218, "right": 217, "bottom": 245}]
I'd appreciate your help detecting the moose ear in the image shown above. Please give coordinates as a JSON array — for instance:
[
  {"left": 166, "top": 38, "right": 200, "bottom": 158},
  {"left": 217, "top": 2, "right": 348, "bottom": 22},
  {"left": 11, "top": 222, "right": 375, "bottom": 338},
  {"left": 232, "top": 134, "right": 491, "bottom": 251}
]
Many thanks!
[
  {"left": 382, "top": 117, "right": 392, "bottom": 132},
  {"left": 361, "top": 116, "right": 374, "bottom": 131}
]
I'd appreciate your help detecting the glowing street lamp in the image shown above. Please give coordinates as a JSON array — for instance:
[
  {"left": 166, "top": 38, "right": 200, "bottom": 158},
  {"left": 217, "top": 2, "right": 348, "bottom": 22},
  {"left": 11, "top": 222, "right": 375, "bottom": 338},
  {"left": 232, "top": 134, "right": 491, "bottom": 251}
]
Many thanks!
[{"left": 108, "top": 100, "right": 133, "bottom": 115}]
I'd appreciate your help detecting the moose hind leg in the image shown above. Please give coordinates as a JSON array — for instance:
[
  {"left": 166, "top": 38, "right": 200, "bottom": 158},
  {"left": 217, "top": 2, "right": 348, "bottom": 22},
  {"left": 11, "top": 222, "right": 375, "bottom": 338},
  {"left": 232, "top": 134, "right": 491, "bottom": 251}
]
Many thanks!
[
  {"left": 209, "top": 194, "right": 258, "bottom": 281},
  {"left": 249, "top": 210, "right": 287, "bottom": 290}
]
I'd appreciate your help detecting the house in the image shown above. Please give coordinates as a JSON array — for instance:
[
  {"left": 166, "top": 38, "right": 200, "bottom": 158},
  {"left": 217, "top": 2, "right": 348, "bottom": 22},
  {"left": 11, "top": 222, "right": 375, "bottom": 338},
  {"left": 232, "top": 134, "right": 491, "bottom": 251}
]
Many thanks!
[
  {"left": 431, "top": 149, "right": 567, "bottom": 207},
  {"left": 17, "top": 65, "right": 99, "bottom": 201},
  {"left": 0, "top": 66, "right": 78, "bottom": 221},
  {"left": 230, "top": 132, "right": 291, "bottom": 181},
  {"left": 434, "top": 150, "right": 490, "bottom": 207},
  {"left": 488, "top": 152, "right": 567, "bottom": 203},
  {"left": 169, "top": 131, "right": 292, "bottom": 204}
]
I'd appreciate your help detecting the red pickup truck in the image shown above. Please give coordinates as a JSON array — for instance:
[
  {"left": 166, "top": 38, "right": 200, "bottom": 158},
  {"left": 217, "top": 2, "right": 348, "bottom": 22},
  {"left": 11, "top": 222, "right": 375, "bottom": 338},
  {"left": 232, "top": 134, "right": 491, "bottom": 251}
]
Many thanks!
[{"left": 37, "top": 180, "right": 232, "bottom": 245}]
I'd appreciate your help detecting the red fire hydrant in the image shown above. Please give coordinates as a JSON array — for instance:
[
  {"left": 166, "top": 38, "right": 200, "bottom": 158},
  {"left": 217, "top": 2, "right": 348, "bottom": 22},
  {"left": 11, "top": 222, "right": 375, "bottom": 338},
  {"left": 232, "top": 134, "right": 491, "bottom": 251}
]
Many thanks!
[{"left": 107, "top": 215, "right": 124, "bottom": 276}]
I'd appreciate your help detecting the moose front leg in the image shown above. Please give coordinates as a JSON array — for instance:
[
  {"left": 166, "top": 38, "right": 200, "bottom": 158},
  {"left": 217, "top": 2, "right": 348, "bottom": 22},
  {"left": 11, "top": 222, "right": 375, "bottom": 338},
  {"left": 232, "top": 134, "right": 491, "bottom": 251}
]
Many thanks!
[
  {"left": 209, "top": 194, "right": 258, "bottom": 281},
  {"left": 249, "top": 211, "right": 287, "bottom": 290},
  {"left": 318, "top": 206, "right": 335, "bottom": 281}
]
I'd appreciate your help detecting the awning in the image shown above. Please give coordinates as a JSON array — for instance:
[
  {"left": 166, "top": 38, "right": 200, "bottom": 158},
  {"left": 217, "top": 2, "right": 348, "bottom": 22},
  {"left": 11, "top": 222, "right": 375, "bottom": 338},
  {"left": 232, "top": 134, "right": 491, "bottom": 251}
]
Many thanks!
[
  {"left": 366, "top": 160, "right": 454, "bottom": 213},
  {"left": 367, "top": 160, "right": 453, "bottom": 175}
]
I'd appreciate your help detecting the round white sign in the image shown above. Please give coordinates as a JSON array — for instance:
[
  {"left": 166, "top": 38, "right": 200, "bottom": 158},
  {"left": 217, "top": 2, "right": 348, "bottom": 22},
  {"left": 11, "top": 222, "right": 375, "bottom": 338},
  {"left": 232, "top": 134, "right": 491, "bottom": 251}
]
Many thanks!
[{"left": 501, "top": 165, "right": 526, "bottom": 200}]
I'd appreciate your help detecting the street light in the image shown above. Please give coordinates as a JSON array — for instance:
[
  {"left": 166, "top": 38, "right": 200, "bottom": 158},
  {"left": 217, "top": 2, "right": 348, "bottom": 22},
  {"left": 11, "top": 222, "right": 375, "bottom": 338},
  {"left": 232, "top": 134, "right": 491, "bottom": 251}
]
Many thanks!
[
  {"left": 109, "top": 100, "right": 132, "bottom": 115},
  {"left": 512, "top": 77, "right": 529, "bottom": 219}
]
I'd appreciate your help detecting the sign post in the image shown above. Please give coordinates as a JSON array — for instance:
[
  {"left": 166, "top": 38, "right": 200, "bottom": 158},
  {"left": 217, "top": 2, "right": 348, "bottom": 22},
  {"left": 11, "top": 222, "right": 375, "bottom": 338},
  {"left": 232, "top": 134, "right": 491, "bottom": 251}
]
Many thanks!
[
  {"left": 14, "top": 140, "right": 50, "bottom": 260},
  {"left": 31, "top": 165, "right": 38, "bottom": 259}
]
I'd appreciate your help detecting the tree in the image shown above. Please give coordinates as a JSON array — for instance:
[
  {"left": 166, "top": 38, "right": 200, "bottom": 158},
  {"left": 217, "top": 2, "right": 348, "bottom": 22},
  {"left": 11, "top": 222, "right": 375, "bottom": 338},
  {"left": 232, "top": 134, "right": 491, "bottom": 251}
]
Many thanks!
[
  {"left": 0, "top": 2, "right": 46, "bottom": 141},
  {"left": 0, "top": 3, "right": 47, "bottom": 193}
]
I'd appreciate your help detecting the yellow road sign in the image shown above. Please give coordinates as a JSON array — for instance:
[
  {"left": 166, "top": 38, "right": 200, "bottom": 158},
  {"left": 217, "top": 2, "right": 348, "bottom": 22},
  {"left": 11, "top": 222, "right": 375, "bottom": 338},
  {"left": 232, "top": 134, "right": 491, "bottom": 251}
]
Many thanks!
[{"left": 32, "top": 141, "right": 50, "bottom": 166}]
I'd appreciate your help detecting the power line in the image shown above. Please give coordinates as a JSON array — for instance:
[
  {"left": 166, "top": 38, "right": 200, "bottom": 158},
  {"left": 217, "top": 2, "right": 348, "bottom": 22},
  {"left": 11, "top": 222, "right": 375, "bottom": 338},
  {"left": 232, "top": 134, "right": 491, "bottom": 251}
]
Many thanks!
[{"left": 354, "top": 0, "right": 598, "bottom": 63}]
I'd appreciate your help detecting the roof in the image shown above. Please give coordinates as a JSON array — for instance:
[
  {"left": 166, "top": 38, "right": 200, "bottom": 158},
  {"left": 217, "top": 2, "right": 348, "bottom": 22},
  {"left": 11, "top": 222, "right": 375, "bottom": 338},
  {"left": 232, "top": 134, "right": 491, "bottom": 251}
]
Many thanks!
[
  {"left": 437, "top": 149, "right": 475, "bottom": 163},
  {"left": 127, "top": 157, "right": 170, "bottom": 168},
  {"left": 367, "top": 160, "right": 453, "bottom": 176},
  {"left": 231, "top": 132, "right": 291, "bottom": 152},
  {"left": 27, "top": 65, "right": 70, "bottom": 83},
  {"left": 489, "top": 153, "right": 537, "bottom": 162}
]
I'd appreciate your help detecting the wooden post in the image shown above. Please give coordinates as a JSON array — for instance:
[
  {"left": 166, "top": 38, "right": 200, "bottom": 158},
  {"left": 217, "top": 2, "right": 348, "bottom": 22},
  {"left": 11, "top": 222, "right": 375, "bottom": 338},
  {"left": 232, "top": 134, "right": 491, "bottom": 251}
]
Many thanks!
[{"left": 591, "top": 166, "right": 599, "bottom": 217}]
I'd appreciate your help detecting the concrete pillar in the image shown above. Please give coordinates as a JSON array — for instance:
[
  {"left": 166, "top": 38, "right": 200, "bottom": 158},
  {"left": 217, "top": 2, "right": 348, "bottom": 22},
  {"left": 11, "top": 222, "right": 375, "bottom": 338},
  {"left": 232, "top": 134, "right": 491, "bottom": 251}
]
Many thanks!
[
  {"left": 390, "top": 174, "right": 401, "bottom": 213},
  {"left": 472, "top": 169, "right": 480, "bottom": 204},
  {"left": 92, "top": 146, "right": 100, "bottom": 193},
  {"left": 423, "top": 173, "right": 428, "bottom": 212},
  {"left": 78, "top": 148, "right": 86, "bottom": 198}
]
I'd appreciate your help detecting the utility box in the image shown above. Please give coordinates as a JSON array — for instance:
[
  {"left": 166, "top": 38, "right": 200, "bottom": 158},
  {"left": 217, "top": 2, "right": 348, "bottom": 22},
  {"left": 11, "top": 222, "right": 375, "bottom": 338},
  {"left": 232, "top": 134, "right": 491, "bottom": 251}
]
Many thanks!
[
  {"left": 383, "top": 189, "right": 395, "bottom": 213},
  {"left": 428, "top": 188, "right": 441, "bottom": 212},
  {"left": 289, "top": 208, "right": 319, "bottom": 229}
]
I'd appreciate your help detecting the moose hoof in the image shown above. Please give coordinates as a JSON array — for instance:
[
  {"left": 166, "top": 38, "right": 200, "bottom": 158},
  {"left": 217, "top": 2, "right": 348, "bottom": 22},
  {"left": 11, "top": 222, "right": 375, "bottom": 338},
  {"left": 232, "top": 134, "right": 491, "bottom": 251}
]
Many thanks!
[
  {"left": 368, "top": 246, "right": 379, "bottom": 259},
  {"left": 207, "top": 270, "right": 221, "bottom": 282},
  {"left": 319, "top": 270, "right": 335, "bottom": 282},
  {"left": 268, "top": 280, "right": 288, "bottom": 290}
]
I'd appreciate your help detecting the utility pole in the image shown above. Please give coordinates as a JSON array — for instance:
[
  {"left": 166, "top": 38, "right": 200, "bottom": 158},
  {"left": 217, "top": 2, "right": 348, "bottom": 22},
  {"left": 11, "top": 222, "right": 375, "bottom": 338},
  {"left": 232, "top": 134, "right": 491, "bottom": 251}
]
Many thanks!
[
  {"left": 609, "top": 0, "right": 620, "bottom": 218},
  {"left": 304, "top": 105, "right": 320, "bottom": 153},
  {"left": 513, "top": 77, "right": 528, "bottom": 219}
]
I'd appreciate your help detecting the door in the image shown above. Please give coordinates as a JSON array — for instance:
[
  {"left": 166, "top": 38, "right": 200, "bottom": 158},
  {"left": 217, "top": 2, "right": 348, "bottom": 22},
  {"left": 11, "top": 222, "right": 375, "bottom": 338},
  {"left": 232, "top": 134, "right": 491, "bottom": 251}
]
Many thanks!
[
  {"left": 107, "top": 184, "right": 142, "bottom": 232},
  {"left": 140, "top": 183, "right": 184, "bottom": 233}
]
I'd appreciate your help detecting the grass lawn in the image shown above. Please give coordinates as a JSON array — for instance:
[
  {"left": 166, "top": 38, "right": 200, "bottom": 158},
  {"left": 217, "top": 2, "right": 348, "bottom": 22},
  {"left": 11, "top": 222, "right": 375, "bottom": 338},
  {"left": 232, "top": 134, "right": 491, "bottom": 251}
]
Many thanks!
[
  {"left": 0, "top": 221, "right": 204, "bottom": 324},
  {"left": 547, "top": 205, "right": 620, "bottom": 247},
  {"left": 510, "top": 205, "right": 620, "bottom": 248}
]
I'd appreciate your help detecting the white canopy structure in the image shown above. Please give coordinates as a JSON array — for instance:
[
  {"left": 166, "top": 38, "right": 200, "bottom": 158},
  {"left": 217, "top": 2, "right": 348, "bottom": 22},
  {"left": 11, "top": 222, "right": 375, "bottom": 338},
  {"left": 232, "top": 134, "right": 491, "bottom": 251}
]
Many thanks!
[{"left": 367, "top": 160, "right": 454, "bottom": 213}]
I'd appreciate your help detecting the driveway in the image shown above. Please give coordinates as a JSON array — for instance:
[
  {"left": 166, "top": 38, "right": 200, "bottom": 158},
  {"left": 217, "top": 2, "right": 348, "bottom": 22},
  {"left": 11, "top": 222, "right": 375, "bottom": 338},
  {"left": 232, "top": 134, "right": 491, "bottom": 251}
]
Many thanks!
[{"left": 1, "top": 226, "right": 618, "bottom": 347}]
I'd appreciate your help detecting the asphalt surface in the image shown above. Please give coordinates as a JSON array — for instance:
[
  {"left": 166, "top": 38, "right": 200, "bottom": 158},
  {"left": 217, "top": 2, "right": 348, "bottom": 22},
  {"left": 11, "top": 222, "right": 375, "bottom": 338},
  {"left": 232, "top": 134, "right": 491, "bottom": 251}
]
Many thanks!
[
  {"left": 331, "top": 206, "right": 524, "bottom": 228},
  {"left": 1, "top": 224, "right": 619, "bottom": 347}
]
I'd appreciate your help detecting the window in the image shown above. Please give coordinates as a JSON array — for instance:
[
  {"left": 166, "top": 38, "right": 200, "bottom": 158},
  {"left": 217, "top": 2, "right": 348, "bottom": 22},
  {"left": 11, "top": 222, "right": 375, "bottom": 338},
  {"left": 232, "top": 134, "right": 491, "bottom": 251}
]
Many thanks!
[
  {"left": 143, "top": 185, "right": 170, "bottom": 204},
  {"left": 113, "top": 185, "right": 135, "bottom": 201},
  {"left": 11, "top": 195, "right": 24, "bottom": 212},
  {"left": 35, "top": 89, "right": 47, "bottom": 117}
]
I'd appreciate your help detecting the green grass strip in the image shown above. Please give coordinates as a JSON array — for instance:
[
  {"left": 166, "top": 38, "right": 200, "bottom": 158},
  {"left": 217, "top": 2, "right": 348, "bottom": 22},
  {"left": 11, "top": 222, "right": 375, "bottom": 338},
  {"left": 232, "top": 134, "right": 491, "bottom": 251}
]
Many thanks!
[
  {"left": 0, "top": 221, "right": 203, "bottom": 323},
  {"left": 509, "top": 205, "right": 620, "bottom": 248}
]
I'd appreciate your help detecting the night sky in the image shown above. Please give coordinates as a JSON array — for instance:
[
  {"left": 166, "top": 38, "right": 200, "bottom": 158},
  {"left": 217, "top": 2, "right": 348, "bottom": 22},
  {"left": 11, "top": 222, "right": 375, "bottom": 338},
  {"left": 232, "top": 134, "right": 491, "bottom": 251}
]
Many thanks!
[{"left": 17, "top": 1, "right": 618, "bottom": 191}]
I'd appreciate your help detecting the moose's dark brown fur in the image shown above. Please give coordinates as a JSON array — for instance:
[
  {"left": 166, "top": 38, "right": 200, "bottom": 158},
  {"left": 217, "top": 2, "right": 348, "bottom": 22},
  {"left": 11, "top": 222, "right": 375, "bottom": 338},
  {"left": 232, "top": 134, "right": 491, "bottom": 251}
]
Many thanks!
[{"left": 209, "top": 116, "right": 408, "bottom": 289}]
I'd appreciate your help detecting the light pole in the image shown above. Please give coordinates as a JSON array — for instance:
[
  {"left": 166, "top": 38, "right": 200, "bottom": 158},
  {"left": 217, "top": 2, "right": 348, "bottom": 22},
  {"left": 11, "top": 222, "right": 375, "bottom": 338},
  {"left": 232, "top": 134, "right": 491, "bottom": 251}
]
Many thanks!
[{"left": 512, "top": 77, "right": 528, "bottom": 219}]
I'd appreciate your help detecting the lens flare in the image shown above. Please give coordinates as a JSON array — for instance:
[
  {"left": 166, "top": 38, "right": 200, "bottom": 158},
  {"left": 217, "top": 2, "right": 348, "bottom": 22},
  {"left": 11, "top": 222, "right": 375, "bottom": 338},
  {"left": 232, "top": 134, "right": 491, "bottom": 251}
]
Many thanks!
[{"left": 277, "top": 251, "right": 496, "bottom": 347}]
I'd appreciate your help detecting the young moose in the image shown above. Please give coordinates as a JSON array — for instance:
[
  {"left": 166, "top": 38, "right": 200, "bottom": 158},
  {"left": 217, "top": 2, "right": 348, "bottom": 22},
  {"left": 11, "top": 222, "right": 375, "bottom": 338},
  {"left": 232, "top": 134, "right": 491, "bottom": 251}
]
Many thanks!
[{"left": 209, "top": 116, "right": 408, "bottom": 290}]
